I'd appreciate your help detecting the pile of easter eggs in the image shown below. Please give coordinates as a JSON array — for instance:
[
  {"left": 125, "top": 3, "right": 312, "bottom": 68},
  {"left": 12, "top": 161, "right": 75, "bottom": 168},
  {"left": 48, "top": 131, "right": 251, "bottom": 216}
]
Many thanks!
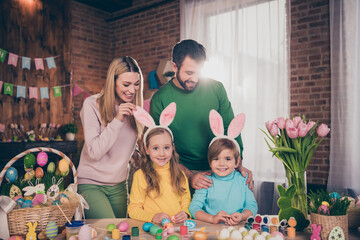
[{"left": 218, "top": 227, "right": 284, "bottom": 240}]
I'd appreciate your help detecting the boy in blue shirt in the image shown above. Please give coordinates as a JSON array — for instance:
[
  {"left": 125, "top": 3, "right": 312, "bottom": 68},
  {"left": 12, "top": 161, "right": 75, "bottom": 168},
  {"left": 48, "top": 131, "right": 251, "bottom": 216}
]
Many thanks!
[{"left": 189, "top": 111, "right": 257, "bottom": 225}]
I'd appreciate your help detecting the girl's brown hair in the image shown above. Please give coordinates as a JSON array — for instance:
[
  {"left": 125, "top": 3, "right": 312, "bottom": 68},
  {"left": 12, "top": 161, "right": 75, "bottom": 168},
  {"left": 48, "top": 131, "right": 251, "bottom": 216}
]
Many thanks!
[
  {"left": 208, "top": 138, "right": 241, "bottom": 165},
  {"left": 140, "top": 128, "right": 186, "bottom": 197},
  {"left": 97, "top": 57, "right": 144, "bottom": 138}
]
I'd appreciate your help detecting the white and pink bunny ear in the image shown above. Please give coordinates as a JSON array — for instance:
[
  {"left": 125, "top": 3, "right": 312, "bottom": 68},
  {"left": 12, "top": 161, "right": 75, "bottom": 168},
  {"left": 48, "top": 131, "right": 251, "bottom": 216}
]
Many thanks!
[
  {"left": 159, "top": 102, "right": 176, "bottom": 127},
  {"left": 227, "top": 113, "right": 245, "bottom": 139},
  {"left": 209, "top": 110, "right": 224, "bottom": 137},
  {"left": 133, "top": 106, "right": 156, "bottom": 128}
]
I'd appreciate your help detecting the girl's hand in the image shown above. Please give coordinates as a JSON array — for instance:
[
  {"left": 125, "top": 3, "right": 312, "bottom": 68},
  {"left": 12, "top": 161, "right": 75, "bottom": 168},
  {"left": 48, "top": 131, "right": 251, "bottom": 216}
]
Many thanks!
[
  {"left": 226, "top": 212, "right": 243, "bottom": 225},
  {"left": 173, "top": 211, "right": 188, "bottom": 223},
  {"left": 211, "top": 210, "right": 230, "bottom": 224},
  {"left": 152, "top": 213, "right": 170, "bottom": 224},
  {"left": 116, "top": 103, "right": 136, "bottom": 122}
]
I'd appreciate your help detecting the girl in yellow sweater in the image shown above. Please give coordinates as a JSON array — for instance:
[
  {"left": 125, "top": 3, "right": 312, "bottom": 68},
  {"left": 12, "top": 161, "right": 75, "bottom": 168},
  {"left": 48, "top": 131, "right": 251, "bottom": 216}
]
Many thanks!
[{"left": 128, "top": 102, "right": 191, "bottom": 224}]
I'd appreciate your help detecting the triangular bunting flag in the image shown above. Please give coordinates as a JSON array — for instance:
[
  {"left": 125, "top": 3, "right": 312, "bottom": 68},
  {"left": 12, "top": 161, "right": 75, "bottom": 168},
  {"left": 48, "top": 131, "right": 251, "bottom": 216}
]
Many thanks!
[
  {"left": 22, "top": 57, "right": 31, "bottom": 70},
  {"left": 53, "top": 86, "right": 62, "bottom": 97},
  {"left": 4, "top": 83, "right": 13, "bottom": 96},
  {"left": 73, "top": 84, "right": 84, "bottom": 97},
  {"left": 46, "top": 57, "right": 56, "bottom": 69},
  {"left": 0, "top": 49, "right": 7, "bottom": 62},
  {"left": 83, "top": 92, "right": 91, "bottom": 100},
  {"left": 29, "top": 87, "right": 38, "bottom": 99},
  {"left": 8, "top": 53, "right": 18, "bottom": 67},
  {"left": 34, "top": 58, "right": 44, "bottom": 70},
  {"left": 16, "top": 85, "right": 26, "bottom": 98},
  {"left": 40, "top": 87, "right": 49, "bottom": 99}
]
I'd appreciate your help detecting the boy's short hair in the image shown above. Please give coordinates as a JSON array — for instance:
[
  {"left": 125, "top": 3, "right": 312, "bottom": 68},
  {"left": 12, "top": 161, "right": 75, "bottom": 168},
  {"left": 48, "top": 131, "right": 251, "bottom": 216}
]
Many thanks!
[
  {"left": 208, "top": 138, "right": 240, "bottom": 165},
  {"left": 172, "top": 39, "right": 206, "bottom": 68}
]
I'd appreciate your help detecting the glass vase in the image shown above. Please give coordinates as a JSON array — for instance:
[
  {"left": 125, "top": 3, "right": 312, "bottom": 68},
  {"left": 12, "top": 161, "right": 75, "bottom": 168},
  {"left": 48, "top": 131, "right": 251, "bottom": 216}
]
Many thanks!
[{"left": 286, "top": 170, "right": 308, "bottom": 219}]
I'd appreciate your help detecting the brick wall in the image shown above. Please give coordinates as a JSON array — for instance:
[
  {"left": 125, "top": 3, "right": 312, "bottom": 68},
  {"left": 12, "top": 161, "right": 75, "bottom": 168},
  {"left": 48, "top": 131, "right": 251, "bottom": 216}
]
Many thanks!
[
  {"left": 71, "top": 1, "right": 112, "bottom": 143},
  {"left": 71, "top": 0, "right": 331, "bottom": 184},
  {"left": 110, "top": 0, "right": 180, "bottom": 98},
  {"left": 290, "top": 0, "right": 330, "bottom": 185}
]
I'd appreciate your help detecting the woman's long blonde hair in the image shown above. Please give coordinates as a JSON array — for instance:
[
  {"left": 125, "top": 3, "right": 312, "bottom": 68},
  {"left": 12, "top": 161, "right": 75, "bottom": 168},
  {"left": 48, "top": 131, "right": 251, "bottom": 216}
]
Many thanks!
[
  {"left": 140, "top": 128, "right": 186, "bottom": 197},
  {"left": 97, "top": 57, "right": 144, "bottom": 138}
]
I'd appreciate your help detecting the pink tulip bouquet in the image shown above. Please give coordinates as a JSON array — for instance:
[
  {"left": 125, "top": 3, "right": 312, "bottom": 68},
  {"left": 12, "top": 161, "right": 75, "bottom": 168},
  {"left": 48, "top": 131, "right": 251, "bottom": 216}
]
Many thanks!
[{"left": 261, "top": 116, "right": 330, "bottom": 219}]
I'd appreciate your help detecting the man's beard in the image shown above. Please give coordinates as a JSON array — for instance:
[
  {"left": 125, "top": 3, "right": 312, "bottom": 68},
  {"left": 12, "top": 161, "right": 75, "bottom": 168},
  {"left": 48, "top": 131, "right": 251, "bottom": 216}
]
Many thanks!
[{"left": 176, "top": 71, "right": 197, "bottom": 92}]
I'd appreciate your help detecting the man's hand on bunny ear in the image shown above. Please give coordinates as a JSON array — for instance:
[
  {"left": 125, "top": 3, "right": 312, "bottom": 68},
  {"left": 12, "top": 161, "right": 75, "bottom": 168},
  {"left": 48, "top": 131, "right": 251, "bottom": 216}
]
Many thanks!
[{"left": 238, "top": 165, "right": 254, "bottom": 191}]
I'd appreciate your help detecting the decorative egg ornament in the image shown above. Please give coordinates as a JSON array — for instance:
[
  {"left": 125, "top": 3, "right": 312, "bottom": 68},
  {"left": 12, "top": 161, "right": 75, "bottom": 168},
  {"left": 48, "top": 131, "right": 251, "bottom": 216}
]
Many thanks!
[
  {"left": 142, "top": 222, "right": 154, "bottom": 232},
  {"left": 24, "top": 170, "right": 35, "bottom": 181},
  {"left": 78, "top": 225, "right": 92, "bottom": 240},
  {"left": 5, "top": 167, "right": 18, "bottom": 183},
  {"left": 35, "top": 167, "right": 44, "bottom": 178},
  {"left": 24, "top": 153, "right": 36, "bottom": 169},
  {"left": 184, "top": 219, "right": 196, "bottom": 229},
  {"left": 328, "top": 226, "right": 345, "bottom": 240},
  {"left": 107, "top": 223, "right": 116, "bottom": 233},
  {"left": 193, "top": 231, "right": 207, "bottom": 240},
  {"left": 9, "top": 236, "right": 24, "bottom": 240},
  {"left": 37, "top": 152, "right": 48, "bottom": 166},
  {"left": 45, "top": 221, "right": 58, "bottom": 239},
  {"left": 10, "top": 184, "right": 22, "bottom": 198},
  {"left": 59, "top": 158, "right": 69, "bottom": 173},
  {"left": 47, "top": 162, "right": 55, "bottom": 173}
]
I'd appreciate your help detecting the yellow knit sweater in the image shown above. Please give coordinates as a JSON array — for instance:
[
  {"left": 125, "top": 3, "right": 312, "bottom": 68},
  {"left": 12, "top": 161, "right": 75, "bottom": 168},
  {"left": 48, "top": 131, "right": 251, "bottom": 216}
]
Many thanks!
[{"left": 128, "top": 162, "right": 191, "bottom": 222}]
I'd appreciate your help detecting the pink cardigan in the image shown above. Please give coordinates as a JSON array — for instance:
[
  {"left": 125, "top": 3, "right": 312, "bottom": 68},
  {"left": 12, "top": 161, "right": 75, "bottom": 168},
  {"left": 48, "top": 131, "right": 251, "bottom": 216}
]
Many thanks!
[{"left": 77, "top": 94, "right": 137, "bottom": 185}]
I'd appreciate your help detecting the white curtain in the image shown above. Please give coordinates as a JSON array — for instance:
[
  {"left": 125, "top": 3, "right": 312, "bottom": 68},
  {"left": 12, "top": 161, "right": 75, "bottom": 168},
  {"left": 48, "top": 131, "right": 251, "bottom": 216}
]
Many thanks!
[
  {"left": 180, "top": 0, "right": 290, "bottom": 213},
  {"left": 328, "top": 0, "right": 360, "bottom": 196}
]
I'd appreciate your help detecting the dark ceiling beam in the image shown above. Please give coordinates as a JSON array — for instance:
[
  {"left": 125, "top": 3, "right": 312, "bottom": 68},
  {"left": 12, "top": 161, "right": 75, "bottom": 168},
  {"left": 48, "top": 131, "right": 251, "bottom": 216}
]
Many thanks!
[{"left": 106, "top": 0, "right": 176, "bottom": 22}]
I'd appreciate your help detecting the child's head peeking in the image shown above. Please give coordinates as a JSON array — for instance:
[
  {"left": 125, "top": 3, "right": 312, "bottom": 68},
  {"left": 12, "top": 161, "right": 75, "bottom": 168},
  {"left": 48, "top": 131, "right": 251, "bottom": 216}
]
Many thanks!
[{"left": 208, "top": 138, "right": 240, "bottom": 177}]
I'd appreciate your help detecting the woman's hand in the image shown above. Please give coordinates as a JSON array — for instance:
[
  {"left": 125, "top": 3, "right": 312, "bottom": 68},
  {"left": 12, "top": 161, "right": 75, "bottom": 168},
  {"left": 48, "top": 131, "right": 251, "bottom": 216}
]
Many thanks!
[
  {"left": 152, "top": 212, "right": 170, "bottom": 224},
  {"left": 238, "top": 165, "right": 254, "bottom": 191},
  {"left": 116, "top": 103, "right": 136, "bottom": 122}
]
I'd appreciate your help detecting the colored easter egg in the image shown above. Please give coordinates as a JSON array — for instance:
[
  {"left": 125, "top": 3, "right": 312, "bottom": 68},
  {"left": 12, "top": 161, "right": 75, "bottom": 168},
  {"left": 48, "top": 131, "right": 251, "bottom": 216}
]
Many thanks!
[
  {"left": 329, "top": 192, "right": 340, "bottom": 199},
  {"left": 5, "top": 167, "right": 18, "bottom": 183},
  {"left": 219, "top": 229, "right": 230, "bottom": 240},
  {"left": 150, "top": 225, "right": 161, "bottom": 235},
  {"left": 255, "top": 235, "right": 266, "bottom": 240},
  {"left": 321, "top": 201, "right": 329, "bottom": 207},
  {"left": 23, "top": 200, "right": 32, "bottom": 208},
  {"left": 24, "top": 170, "right": 35, "bottom": 181},
  {"left": 239, "top": 227, "right": 247, "bottom": 233},
  {"left": 164, "top": 223, "right": 174, "bottom": 234},
  {"left": 167, "top": 235, "right": 179, "bottom": 240},
  {"left": 317, "top": 204, "right": 330, "bottom": 215},
  {"left": 9, "top": 236, "right": 24, "bottom": 240},
  {"left": 248, "top": 230, "right": 259, "bottom": 237},
  {"left": 162, "top": 218, "right": 171, "bottom": 226},
  {"left": 230, "top": 230, "right": 242, "bottom": 239},
  {"left": 35, "top": 167, "right": 44, "bottom": 178},
  {"left": 38, "top": 230, "right": 47, "bottom": 240},
  {"left": 193, "top": 231, "right": 207, "bottom": 240},
  {"left": 10, "top": 185, "right": 22, "bottom": 198},
  {"left": 107, "top": 223, "right": 116, "bottom": 233},
  {"left": 47, "top": 162, "right": 55, "bottom": 173},
  {"left": 33, "top": 193, "right": 47, "bottom": 205},
  {"left": 118, "top": 221, "right": 129, "bottom": 232},
  {"left": 184, "top": 219, "right": 196, "bottom": 229},
  {"left": 328, "top": 226, "right": 345, "bottom": 240},
  {"left": 142, "top": 222, "right": 154, "bottom": 232},
  {"left": 45, "top": 221, "right": 58, "bottom": 239},
  {"left": 16, "top": 197, "right": 25, "bottom": 205},
  {"left": 52, "top": 200, "right": 61, "bottom": 205},
  {"left": 59, "top": 158, "right": 69, "bottom": 173},
  {"left": 91, "top": 227, "right": 97, "bottom": 238},
  {"left": 24, "top": 153, "right": 36, "bottom": 169},
  {"left": 79, "top": 225, "right": 92, "bottom": 240},
  {"left": 37, "top": 152, "right": 48, "bottom": 166},
  {"left": 243, "top": 235, "right": 253, "bottom": 240}
]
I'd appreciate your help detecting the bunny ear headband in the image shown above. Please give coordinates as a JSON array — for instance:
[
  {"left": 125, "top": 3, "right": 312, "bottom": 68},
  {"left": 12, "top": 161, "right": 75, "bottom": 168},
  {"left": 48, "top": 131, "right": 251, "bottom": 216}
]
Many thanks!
[
  {"left": 133, "top": 102, "right": 176, "bottom": 146},
  {"left": 209, "top": 109, "right": 245, "bottom": 153}
]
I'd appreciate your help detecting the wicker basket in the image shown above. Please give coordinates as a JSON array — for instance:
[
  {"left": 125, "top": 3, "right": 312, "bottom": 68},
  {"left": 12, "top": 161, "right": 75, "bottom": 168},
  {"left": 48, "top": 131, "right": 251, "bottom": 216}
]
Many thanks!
[
  {"left": 0, "top": 147, "right": 79, "bottom": 236},
  {"left": 310, "top": 212, "right": 348, "bottom": 239},
  {"left": 348, "top": 207, "right": 360, "bottom": 228}
]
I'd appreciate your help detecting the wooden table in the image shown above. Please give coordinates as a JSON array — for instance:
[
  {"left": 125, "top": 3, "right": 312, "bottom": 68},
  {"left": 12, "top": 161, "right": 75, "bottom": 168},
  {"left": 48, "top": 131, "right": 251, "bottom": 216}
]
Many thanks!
[{"left": 52, "top": 218, "right": 360, "bottom": 240}]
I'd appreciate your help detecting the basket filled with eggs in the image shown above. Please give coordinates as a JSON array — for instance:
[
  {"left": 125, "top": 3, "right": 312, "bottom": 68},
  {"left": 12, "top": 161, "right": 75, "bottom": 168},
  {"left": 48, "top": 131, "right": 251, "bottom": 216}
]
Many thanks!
[{"left": 0, "top": 147, "right": 80, "bottom": 236}]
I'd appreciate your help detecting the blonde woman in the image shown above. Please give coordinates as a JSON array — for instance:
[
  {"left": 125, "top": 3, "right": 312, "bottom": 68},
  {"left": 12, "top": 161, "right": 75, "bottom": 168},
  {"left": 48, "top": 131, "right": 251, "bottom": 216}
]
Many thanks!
[{"left": 77, "top": 57, "right": 144, "bottom": 219}]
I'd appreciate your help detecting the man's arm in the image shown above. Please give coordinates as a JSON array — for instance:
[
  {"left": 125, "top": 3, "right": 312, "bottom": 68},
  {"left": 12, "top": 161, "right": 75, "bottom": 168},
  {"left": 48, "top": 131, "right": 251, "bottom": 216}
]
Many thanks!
[{"left": 179, "top": 163, "right": 212, "bottom": 190}]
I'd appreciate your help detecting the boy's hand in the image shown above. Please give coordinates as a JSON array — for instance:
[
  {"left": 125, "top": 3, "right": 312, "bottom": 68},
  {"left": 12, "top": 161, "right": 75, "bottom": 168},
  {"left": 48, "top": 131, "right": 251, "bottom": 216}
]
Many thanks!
[
  {"left": 152, "top": 213, "right": 170, "bottom": 224},
  {"left": 211, "top": 210, "right": 230, "bottom": 224},
  {"left": 226, "top": 212, "right": 243, "bottom": 225},
  {"left": 173, "top": 211, "right": 188, "bottom": 223}
]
